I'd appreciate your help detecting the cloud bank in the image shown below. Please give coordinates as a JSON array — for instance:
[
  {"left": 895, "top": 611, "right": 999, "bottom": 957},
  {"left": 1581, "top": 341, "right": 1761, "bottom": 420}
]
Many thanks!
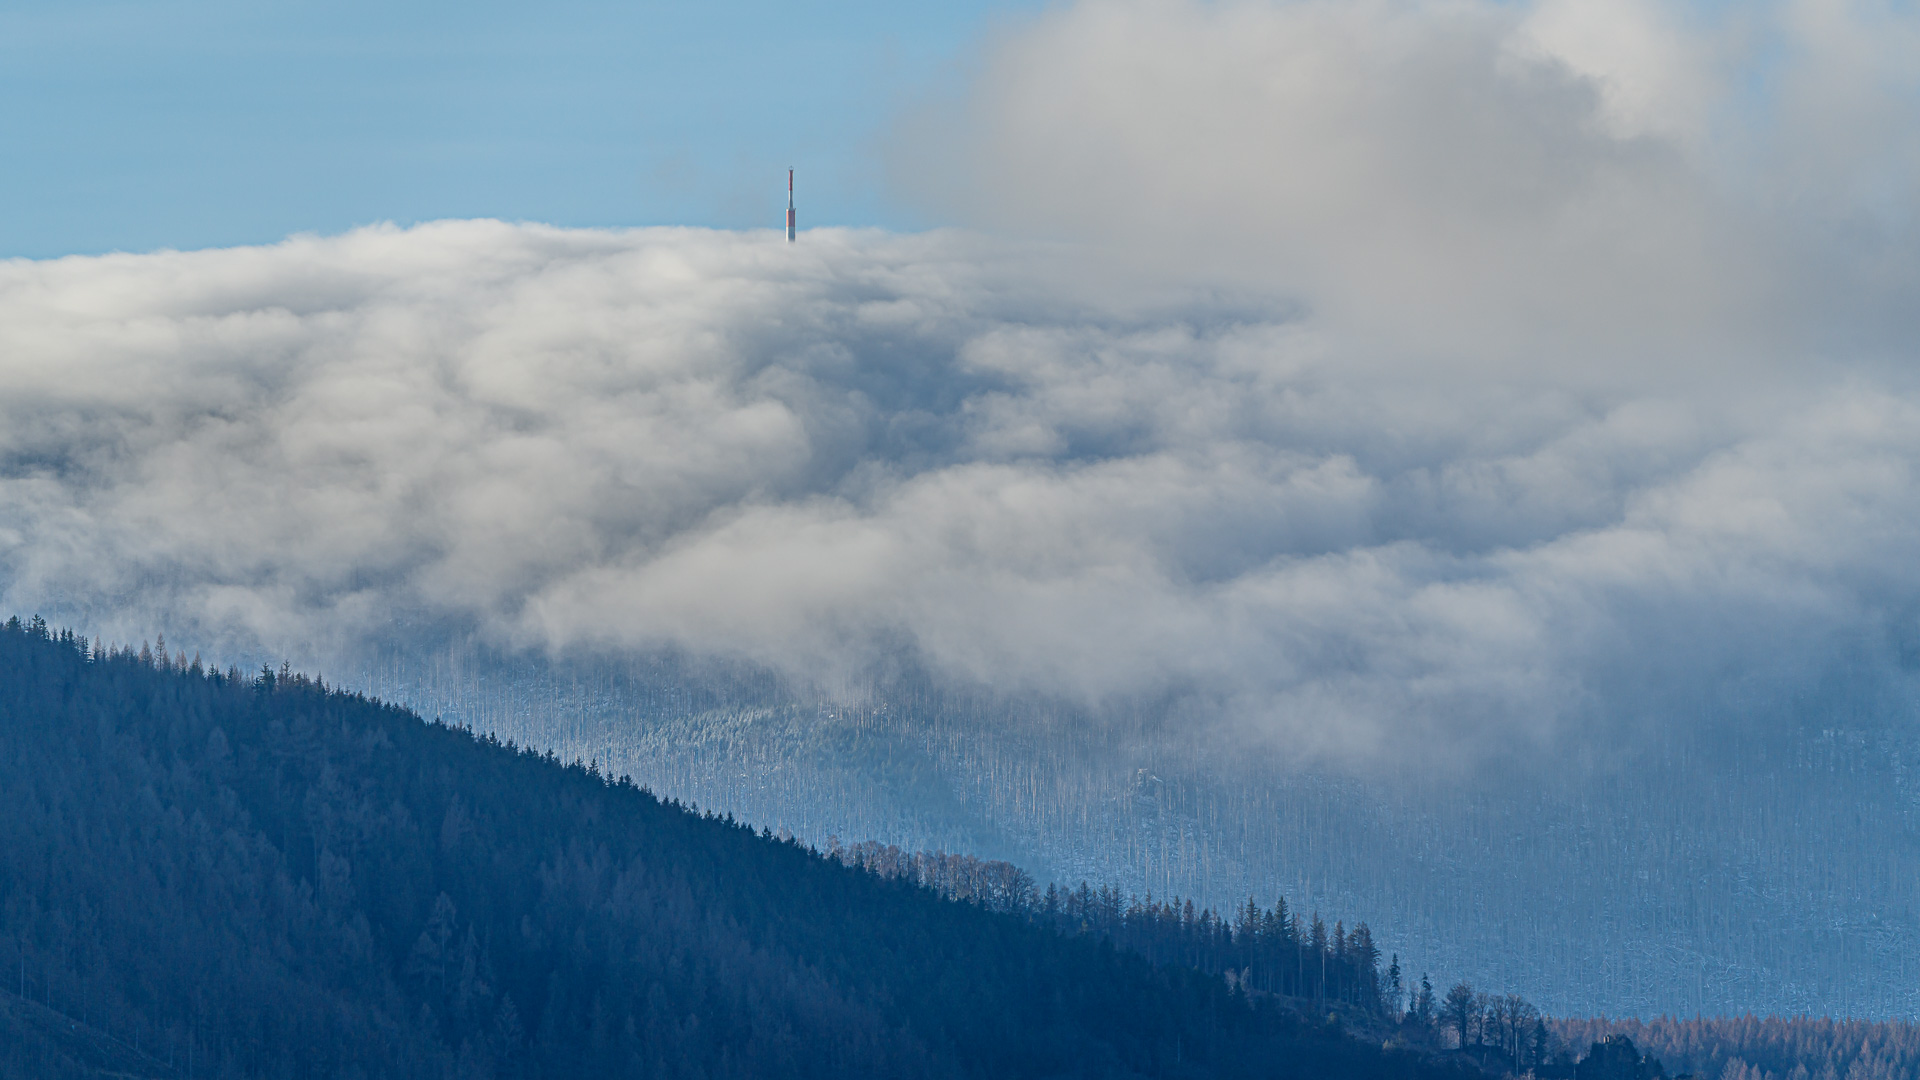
[
  {"left": 900, "top": 0, "right": 1920, "bottom": 365},
  {"left": 6, "top": 0, "right": 1920, "bottom": 767},
  {"left": 2, "top": 215, "right": 1918, "bottom": 767}
]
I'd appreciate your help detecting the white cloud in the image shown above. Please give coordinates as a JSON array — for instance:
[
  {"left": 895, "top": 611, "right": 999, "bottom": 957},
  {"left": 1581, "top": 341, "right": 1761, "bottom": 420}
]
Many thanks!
[
  {"left": 896, "top": 0, "right": 1920, "bottom": 369},
  {"left": 6, "top": 0, "right": 1920, "bottom": 767},
  {"left": 1512, "top": 0, "right": 1717, "bottom": 144},
  {"left": 2, "top": 218, "right": 1919, "bottom": 769}
]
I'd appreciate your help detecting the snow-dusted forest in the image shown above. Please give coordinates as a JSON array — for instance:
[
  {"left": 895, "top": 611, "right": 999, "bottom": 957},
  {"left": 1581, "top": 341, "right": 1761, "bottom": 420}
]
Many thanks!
[{"left": 356, "top": 643, "right": 1920, "bottom": 1020}]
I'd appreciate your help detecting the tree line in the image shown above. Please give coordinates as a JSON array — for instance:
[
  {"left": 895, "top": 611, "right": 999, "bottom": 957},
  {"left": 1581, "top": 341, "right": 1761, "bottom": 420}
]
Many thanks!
[
  {"left": 1556, "top": 1017, "right": 1920, "bottom": 1080},
  {"left": 832, "top": 839, "right": 1387, "bottom": 1016}
]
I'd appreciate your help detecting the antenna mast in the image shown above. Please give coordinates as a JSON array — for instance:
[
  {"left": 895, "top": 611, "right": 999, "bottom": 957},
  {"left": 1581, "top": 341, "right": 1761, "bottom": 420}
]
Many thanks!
[{"left": 786, "top": 169, "right": 796, "bottom": 242}]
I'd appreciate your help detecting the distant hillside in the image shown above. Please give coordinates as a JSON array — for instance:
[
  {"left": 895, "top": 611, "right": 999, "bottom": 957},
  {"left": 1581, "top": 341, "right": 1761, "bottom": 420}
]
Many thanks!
[
  {"left": 1554, "top": 1018, "right": 1920, "bottom": 1080},
  {"left": 0, "top": 618, "right": 1488, "bottom": 1080},
  {"left": 354, "top": 637, "right": 1920, "bottom": 1021}
]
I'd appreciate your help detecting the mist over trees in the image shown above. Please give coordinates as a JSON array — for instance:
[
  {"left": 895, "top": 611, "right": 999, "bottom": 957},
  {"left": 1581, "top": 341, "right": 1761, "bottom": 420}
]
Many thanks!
[
  {"left": 349, "top": 640, "right": 1920, "bottom": 1020},
  {"left": 0, "top": 617, "right": 1502, "bottom": 1080},
  {"left": 7, "top": 613, "right": 1920, "bottom": 1080},
  {"left": 11, "top": 216, "right": 1920, "bottom": 1022}
]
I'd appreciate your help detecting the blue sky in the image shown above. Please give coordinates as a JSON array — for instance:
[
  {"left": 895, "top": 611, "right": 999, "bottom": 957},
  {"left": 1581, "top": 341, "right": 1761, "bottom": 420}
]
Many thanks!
[{"left": 0, "top": 0, "right": 1038, "bottom": 258}]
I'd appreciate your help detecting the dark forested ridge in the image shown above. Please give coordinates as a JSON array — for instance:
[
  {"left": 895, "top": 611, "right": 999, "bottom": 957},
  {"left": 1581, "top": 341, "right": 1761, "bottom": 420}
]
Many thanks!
[
  {"left": 827, "top": 839, "right": 1392, "bottom": 1015},
  {"left": 0, "top": 618, "right": 1492, "bottom": 1080}
]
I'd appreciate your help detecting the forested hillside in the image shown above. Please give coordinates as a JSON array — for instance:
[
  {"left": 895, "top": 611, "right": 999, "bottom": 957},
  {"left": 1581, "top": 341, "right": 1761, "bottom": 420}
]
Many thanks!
[
  {"left": 0, "top": 618, "right": 1489, "bottom": 1080},
  {"left": 362, "top": 639, "right": 1920, "bottom": 1020}
]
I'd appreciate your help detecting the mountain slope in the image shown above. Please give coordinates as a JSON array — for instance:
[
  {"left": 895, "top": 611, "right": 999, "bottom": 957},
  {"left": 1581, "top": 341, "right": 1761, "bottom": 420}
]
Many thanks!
[{"left": 0, "top": 620, "right": 1482, "bottom": 1080}]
